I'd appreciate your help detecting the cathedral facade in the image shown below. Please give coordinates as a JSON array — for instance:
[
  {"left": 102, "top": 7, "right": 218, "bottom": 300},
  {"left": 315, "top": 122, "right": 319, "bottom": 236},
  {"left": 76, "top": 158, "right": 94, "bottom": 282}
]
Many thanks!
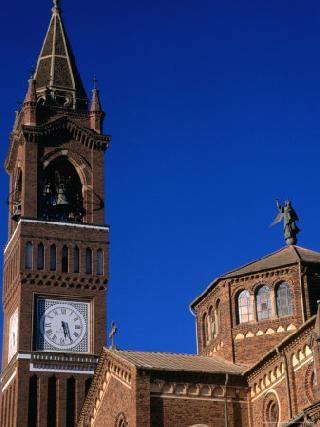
[{"left": 1, "top": 2, "right": 320, "bottom": 427}]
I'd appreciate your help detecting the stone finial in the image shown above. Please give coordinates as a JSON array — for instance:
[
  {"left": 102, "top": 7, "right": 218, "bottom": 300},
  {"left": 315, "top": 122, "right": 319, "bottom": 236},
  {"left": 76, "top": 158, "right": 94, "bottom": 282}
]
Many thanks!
[
  {"left": 52, "top": 0, "right": 61, "bottom": 14},
  {"left": 90, "top": 77, "right": 105, "bottom": 133}
]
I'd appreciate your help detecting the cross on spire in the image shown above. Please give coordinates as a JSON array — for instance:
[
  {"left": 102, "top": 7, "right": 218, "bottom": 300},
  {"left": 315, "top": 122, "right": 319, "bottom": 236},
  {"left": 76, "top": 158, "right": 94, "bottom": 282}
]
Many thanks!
[{"left": 109, "top": 321, "right": 118, "bottom": 350}]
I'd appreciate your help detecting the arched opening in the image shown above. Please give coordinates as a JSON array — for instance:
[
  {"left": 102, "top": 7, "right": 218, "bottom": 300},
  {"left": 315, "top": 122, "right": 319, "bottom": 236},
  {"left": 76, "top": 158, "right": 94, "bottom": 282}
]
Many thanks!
[
  {"left": 74, "top": 246, "right": 80, "bottom": 273},
  {"left": 12, "top": 169, "right": 22, "bottom": 222},
  {"left": 66, "top": 377, "right": 76, "bottom": 427},
  {"left": 97, "top": 249, "right": 103, "bottom": 275},
  {"left": 50, "top": 244, "right": 56, "bottom": 271},
  {"left": 39, "top": 157, "right": 85, "bottom": 222},
  {"left": 28, "top": 376, "right": 38, "bottom": 427},
  {"left": 214, "top": 299, "right": 221, "bottom": 337},
  {"left": 85, "top": 248, "right": 92, "bottom": 274},
  {"left": 256, "top": 286, "right": 272, "bottom": 320},
  {"left": 25, "top": 242, "right": 33, "bottom": 269},
  {"left": 62, "top": 245, "right": 69, "bottom": 273},
  {"left": 37, "top": 243, "right": 44, "bottom": 270},
  {"left": 47, "top": 376, "right": 57, "bottom": 427},
  {"left": 202, "top": 313, "right": 209, "bottom": 346},
  {"left": 237, "top": 290, "right": 253, "bottom": 324},
  {"left": 115, "top": 413, "right": 127, "bottom": 427},
  {"left": 265, "top": 398, "right": 279, "bottom": 427},
  {"left": 276, "top": 282, "right": 293, "bottom": 317}
]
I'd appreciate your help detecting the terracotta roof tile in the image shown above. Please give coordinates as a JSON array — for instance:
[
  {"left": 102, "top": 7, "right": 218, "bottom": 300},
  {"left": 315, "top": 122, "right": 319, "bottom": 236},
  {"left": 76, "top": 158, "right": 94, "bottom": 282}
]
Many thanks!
[
  {"left": 109, "top": 350, "right": 246, "bottom": 375},
  {"left": 191, "top": 245, "right": 320, "bottom": 309}
]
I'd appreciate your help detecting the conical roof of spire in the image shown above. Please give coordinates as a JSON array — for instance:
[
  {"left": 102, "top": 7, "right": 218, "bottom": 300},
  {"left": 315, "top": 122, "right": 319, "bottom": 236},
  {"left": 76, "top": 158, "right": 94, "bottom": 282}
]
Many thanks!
[
  {"left": 34, "top": 0, "right": 87, "bottom": 105},
  {"left": 90, "top": 80, "right": 102, "bottom": 112}
]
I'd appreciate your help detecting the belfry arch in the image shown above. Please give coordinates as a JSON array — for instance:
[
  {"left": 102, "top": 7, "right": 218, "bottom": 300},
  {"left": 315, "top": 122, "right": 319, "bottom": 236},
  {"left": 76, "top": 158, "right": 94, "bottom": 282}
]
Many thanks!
[{"left": 39, "top": 156, "right": 85, "bottom": 222}]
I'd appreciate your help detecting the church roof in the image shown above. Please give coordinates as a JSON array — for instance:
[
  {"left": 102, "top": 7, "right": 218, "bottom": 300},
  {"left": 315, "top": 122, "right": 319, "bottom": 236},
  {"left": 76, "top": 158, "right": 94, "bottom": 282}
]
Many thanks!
[
  {"left": 34, "top": 0, "right": 87, "bottom": 103},
  {"left": 110, "top": 350, "right": 246, "bottom": 374},
  {"left": 191, "top": 245, "right": 320, "bottom": 309}
]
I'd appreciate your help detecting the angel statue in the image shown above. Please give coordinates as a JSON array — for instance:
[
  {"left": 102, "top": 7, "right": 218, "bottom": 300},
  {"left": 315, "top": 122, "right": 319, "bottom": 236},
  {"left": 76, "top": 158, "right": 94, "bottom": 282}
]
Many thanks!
[{"left": 271, "top": 199, "right": 300, "bottom": 245}]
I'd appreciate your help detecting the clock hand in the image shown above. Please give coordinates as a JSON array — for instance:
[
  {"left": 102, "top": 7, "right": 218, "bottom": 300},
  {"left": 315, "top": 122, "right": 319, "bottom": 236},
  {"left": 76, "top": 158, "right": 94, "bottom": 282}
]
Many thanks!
[
  {"left": 65, "top": 322, "right": 72, "bottom": 342},
  {"left": 61, "top": 321, "right": 67, "bottom": 339}
]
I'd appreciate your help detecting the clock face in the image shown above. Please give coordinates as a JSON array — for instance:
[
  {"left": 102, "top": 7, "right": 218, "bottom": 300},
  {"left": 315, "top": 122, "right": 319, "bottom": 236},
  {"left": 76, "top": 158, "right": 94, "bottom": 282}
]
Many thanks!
[
  {"left": 36, "top": 298, "right": 89, "bottom": 352},
  {"left": 8, "top": 309, "right": 18, "bottom": 362}
]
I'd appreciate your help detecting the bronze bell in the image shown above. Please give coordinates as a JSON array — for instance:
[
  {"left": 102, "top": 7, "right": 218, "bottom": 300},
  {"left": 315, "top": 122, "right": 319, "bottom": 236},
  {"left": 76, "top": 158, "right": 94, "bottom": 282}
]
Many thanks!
[{"left": 56, "top": 183, "right": 70, "bottom": 206}]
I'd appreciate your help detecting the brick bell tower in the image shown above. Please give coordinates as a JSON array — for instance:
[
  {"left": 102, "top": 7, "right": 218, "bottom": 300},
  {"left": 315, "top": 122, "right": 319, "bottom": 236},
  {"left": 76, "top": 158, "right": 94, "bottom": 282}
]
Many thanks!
[{"left": 0, "top": 1, "right": 110, "bottom": 426}]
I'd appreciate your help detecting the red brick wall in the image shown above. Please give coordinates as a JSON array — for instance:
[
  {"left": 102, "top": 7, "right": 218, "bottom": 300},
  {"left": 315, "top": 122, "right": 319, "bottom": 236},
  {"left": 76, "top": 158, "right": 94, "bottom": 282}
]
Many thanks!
[
  {"left": 150, "top": 396, "right": 248, "bottom": 427},
  {"left": 93, "top": 375, "right": 136, "bottom": 427}
]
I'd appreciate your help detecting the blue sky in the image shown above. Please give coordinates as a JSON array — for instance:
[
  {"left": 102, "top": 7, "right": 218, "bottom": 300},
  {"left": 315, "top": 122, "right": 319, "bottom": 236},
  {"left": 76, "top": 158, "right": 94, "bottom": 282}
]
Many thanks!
[{"left": 1, "top": 0, "right": 320, "bottom": 355}]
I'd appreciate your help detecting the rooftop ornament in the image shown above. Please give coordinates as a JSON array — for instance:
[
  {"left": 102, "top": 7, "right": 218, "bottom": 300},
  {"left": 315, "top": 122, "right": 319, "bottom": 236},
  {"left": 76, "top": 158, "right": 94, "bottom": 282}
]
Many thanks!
[{"left": 271, "top": 199, "right": 300, "bottom": 245}]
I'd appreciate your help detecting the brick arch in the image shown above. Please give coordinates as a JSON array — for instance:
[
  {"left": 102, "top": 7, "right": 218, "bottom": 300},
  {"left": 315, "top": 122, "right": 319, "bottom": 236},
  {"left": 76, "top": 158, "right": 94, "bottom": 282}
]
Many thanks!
[
  {"left": 262, "top": 390, "right": 281, "bottom": 427},
  {"left": 40, "top": 148, "right": 92, "bottom": 189},
  {"left": 115, "top": 412, "right": 127, "bottom": 427},
  {"left": 305, "top": 361, "right": 316, "bottom": 404},
  {"left": 252, "top": 281, "right": 270, "bottom": 295}
]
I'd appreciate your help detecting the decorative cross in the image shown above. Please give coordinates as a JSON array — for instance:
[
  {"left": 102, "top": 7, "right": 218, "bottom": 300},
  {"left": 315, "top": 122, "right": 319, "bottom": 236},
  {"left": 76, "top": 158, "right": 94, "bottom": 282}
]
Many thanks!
[{"left": 109, "top": 321, "right": 117, "bottom": 350}]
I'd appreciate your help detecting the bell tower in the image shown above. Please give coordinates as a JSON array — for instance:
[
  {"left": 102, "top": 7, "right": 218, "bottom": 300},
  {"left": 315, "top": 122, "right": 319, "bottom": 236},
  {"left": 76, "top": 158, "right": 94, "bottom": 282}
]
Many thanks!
[{"left": 0, "top": 1, "right": 110, "bottom": 426}]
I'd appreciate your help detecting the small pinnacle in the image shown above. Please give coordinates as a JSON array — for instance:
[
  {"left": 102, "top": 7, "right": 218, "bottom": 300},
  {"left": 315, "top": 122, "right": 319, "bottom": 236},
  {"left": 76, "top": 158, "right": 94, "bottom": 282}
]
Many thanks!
[
  {"left": 93, "top": 75, "right": 98, "bottom": 90},
  {"left": 52, "top": 0, "right": 61, "bottom": 14}
]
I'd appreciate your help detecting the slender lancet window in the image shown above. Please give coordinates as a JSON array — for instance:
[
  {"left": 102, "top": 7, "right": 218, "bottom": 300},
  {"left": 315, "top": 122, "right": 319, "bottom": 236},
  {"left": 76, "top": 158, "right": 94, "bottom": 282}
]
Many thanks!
[
  {"left": 85, "top": 248, "right": 92, "bottom": 274},
  {"left": 62, "top": 245, "right": 68, "bottom": 273},
  {"left": 209, "top": 306, "right": 215, "bottom": 339},
  {"left": 97, "top": 249, "right": 103, "bottom": 275},
  {"left": 203, "top": 313, "right": 209, "bottom": 345},
  {"left": 276, "top": 282, "right": 293, "bottom": 317},
  {"left": 256, "top": 286, "right": 272, "bottom": 320},
  {"left": 37, "top": 243, "right": 44, "bottom": 270},
  {"left": 238, "top": 290, "right": 253, "bottom": 323},
  {"left": 74, "top": 246, "right": 80, "bottom": 273},
  {"left": 50, "top": 244, "right": 56, "bottom": 271},
  {"left": 25, "top": 242, "right": 33, "bottom": 269}
]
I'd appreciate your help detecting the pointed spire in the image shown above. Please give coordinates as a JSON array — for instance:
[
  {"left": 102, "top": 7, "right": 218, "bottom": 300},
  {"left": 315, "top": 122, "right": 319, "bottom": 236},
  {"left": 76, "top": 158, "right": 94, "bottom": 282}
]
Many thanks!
[
  {"left": 52, "top": 0, "right": 61, "bottom": 15},
  {"left": 90, "top": 77, "right": 105, "bottom": 134},
  {"left": 24, "top": 77, "right": 37, "bottom": 105},
  {"left": 34, "top": 0, "right": 88, "bottom": 109},
  {"left": 90, "top": 77, "right": 102, "bottom": 112},
  {"left": 23, "top": 76, "right": 37, "bottom": 126}
]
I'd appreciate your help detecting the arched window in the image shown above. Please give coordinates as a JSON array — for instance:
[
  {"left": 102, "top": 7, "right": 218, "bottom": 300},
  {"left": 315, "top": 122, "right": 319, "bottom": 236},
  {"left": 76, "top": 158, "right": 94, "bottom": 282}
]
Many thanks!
[
  {"left": 37, "top": 243, "right": 44, "bottom": 270},
  {"left": 256, "top": 286, "right": 272, "bottom": 320},
  {"left": 215, "top": 299, "right": 221, "bottom": 336},
  {"left": 12, "top": 169, "right": 22, "bottom": 222},
  {"left": 50, "top": 244, "right": 56, "bottom": 271},
  {"left": 28, "top": 376, "right": 38, "bottom": 427},
  {"left": 115, "top": 413, "right": 127, "bottom": 427},
  {"left": 264, "top": 397, "right": 279, "bottom": 427},
  {"left": 97, "top": 249, "right": 103, "bottom": 275},
  {"left": 202, "top": 313, "right": 209, "bottom": 346},
  {"left": 47, "top": 376, "right": 56, "bottom": 427},
  {"left": 209, "top": 306, "right": 215, "bottom": 339},
  {"left": 39, "top": 157, "right": 84, "bottom": 223},
  {"left": 62, "top": 245, "right": 68, "bottom": 273},
  {"left": 237, "top": 290, "right": 253, "bottom": 323},
  {"left": 25, "top": 242, "right": 33, "bottom": 269},
  {"left": 276, "top": 282, "right": 292, "bottom": 317},
  {"left": 74, "top": 246, "right": 80, "bottom": 273},
  {"left": 66, "top": 377, "right": 76, "bottom": 427},
  {"left": 85, "top": 248, "right": 92, "bottom": 274}
]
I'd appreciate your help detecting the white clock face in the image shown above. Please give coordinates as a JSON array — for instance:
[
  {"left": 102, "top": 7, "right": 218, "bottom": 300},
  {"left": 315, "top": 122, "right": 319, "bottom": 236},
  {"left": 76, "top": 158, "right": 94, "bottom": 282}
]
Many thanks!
[
  {"left": 36, "top": 298, "right": 89, "bottom": 352},
  {"left": 8, "top": 309, "right": 18, "bottom": 362}
]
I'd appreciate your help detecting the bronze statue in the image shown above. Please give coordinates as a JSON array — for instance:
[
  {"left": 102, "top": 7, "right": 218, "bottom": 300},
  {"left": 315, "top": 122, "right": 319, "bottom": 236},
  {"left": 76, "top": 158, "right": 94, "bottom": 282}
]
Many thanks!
[{"left": 271, "top": 199, "right": 300, "bottom": 245}]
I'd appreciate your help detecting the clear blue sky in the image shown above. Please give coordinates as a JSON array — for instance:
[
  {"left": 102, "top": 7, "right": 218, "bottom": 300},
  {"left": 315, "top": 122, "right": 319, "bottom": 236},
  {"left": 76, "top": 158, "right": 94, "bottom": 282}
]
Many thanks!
[{"left": 1, "top": 0, "right": 320, "bottom": 355}]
